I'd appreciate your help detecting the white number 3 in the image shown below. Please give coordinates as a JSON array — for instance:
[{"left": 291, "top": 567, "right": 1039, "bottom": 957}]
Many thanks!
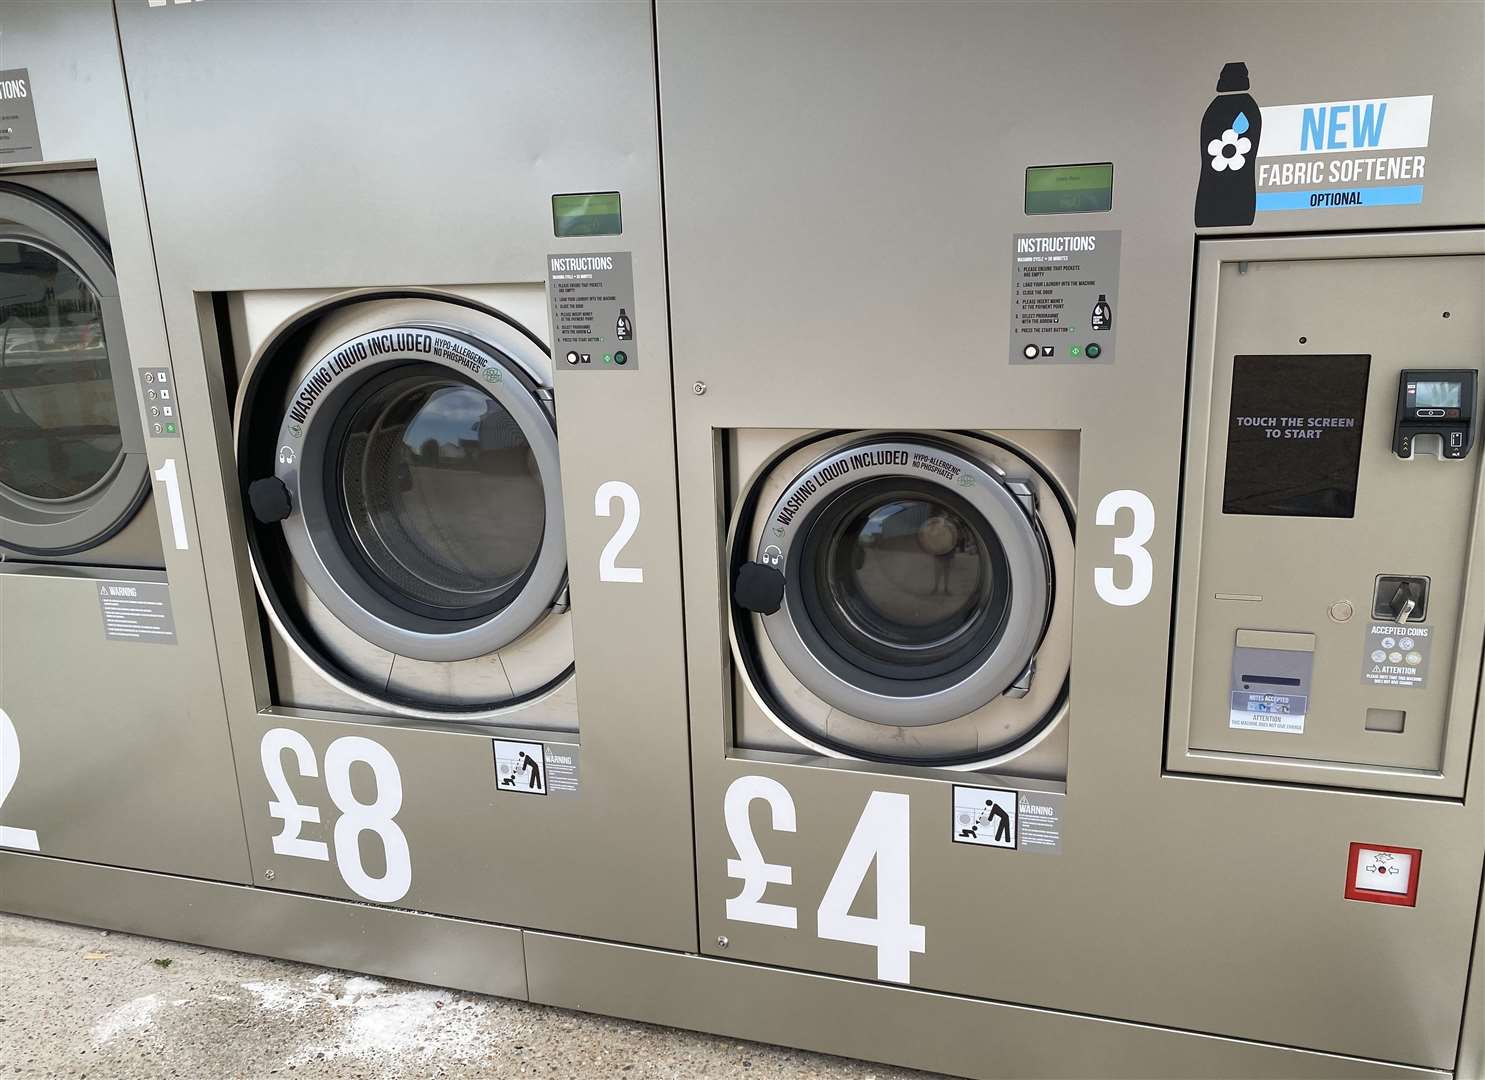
[{"left": 1094, "top": 489, "right": 1155, "bottom": 607}]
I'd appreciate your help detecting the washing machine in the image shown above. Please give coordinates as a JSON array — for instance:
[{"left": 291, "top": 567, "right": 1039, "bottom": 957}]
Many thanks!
[
  {"left": 231, "top": 290, "right": 573, "bottom": 725},
  {"left": 95, "top": 0, "right": 696, "bottom": 947},
  {"left": 729, "top": 429, "right": 1074, "bottom": 775},
  {"left": 0, "top": 0, "right": 249, "bottom": 884},
  {"left": 661, "top": 1, "right": 1485, "bottom": 1075}
]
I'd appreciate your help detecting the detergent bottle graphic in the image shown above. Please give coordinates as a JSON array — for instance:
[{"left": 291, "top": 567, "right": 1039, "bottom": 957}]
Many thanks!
[
  {"left": 1090, "top": 294, "right": 1112, "bottom": 331},
  {"left": 1195, "top": 61, "right": 1262, "bottom": 227},
  {"left": 615, "top": 308, "right": 633, "bottom": 340}
]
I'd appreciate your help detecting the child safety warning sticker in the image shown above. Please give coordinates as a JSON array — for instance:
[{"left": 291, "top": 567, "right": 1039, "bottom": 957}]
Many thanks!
[
  {"left": 492, "top": 739, "right": 579, "bottom": 797},
  {"left": 952, "top": 785, "right": 1064, "bottom": 854},
  {"left": 1009, "top": 231, "right": 1119, "bottom": 366},
  {"left": 1363, "top": 624, "right": 1430, "bottom": 688}
]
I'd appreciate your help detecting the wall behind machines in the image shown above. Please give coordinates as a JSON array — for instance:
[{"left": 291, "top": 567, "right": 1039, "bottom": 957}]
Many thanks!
[
  {"left": 659, "top": 0, "right": 1485, "bottom": 1073},
  {"left": 113, "top": 0, "right": 695, "bottom": 949},
  {"left": 0, "top": 0, "right": 247, "bottom": 881}
]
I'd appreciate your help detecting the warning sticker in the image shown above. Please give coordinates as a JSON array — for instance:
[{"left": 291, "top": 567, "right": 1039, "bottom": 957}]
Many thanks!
[
  {"left": 1363, "top": 624, "right": 1430, "bottom": 688},
  {"left": 493, "top": 740, "right": 547, "bottom": 795},
  {"left": 1017, "top": 791, "right": 1064, "bottom": 855},
  {"left": 96, "top": 580, "right": 176, "bottom": 645},
  {"left": 951, "top": 785, "right": 1018, "bottom": 849}
]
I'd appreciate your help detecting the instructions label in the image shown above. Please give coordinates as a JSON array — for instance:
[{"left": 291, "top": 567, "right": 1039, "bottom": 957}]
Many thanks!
[
  {"left": 1009, "top": 230, "right": 1120, "bottom": 365},
  {"left": 0, "top": 70, "right": 42, "bottom": 164},
  {"left": 1363, "top": 624, "right": 1430, "bottom": 688},
  {"left": 547, "top": 252, "right": 638, "bottom": 371},
  {"left": 97, "top": 580, "right": 176, "bottom": 644}
]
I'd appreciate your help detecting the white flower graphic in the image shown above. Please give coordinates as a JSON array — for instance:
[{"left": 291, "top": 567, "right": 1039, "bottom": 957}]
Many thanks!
[{"left": 1207, "top": 128, "right": 1252, "bottom": 172}]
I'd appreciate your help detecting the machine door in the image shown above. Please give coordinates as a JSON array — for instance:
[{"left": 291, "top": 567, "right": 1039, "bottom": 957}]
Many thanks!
[
  {"left": 249, "top": 324, "right": 566, "bottom": 666},
  {"left": 734, "top": 437, "right": 1054, "bottom": 731},
  {"left": 0, "top": 186, "right": 147, "bottom": 556}
]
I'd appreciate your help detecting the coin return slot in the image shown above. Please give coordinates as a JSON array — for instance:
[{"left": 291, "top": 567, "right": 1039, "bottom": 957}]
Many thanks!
[{"left": 1365, "top": 708, "right": 1406, "bottom": 734}]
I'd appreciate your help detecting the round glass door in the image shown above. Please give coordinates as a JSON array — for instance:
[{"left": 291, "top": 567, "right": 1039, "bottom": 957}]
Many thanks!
[
  {"left": 332, "top": 366, "right": 547, "bottom": 622},
  {"left": 266, "top": 324, "right": 568, "bottom": 667},
  {"left": 743, "top": 439, "right": 1053, "bottom": 729},
  {"left": 0, "top": 241, "right": 122, "bottom": 501},
  {"left": 0, "top": 187, "right": 146, "bottom": 557}
]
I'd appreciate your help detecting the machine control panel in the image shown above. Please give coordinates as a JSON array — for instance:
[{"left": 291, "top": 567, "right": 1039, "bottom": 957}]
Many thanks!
[
  {"left": 1393, "top": 369, "right": 1475, "bottom": 459},
  {"left": 137, "top": 366, "right": 181, "bottom": 438}
]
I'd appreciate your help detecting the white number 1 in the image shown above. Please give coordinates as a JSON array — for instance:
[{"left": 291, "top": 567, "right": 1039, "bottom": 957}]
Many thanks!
[{"left": 152, "top": 458, "right": 189, "bottom": 551}]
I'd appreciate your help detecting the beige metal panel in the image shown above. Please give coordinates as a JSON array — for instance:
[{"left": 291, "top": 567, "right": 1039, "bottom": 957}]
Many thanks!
[
  {"left": 0, "top": 852, "right": 528, "bottom": 1003},
  {"left": 1461, "top": 866, "right": 1485, "bottom": 1079},
  {"left": 0, "top": 1, "right": 248, "bottom": 881},
  {"left": 0, "top": 567, "right": 253, "bottom": 878},
  {"left": 660, "top": 2, "right": 1485, "bottom": 1071},
  {"left": 1169, "top": 232, "right": 1485, "bottom": 793},
  {"left": 525, "top": 933, "right": 1443, "bottom": 1080},
  {"left": 116, "top": 0, "right": 697, "bottom": 949}
]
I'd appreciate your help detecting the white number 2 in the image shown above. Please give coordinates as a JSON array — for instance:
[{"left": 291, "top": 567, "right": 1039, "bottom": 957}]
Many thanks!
[
  {"left": 1094, "top": 489, "right": 1155, "bottom": 607},
  {"left": 724, "top": 777, "right": 925, "bottom": 984},
  {"left": 0, "top": 709, "right": 40, "bottom": 851},
  {"left": 260, "top": 728, "right": 411, "bottom": 904},
  {"left": 595, "top": 480, "right": 643, "bottom": 583}
]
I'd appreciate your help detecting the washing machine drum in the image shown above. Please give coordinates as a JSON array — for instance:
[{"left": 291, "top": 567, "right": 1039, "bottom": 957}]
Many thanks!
[
  {"left": 733, "top": 437, "right": 1070, "bottom": 762},
  {"left": 247, "top": 318, "right": 567, "bottom": 710}
]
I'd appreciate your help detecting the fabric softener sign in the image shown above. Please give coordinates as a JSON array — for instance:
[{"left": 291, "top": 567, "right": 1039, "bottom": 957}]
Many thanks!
[{"left": 1196, "top": 62, "right": 1262, "bottom": 227}]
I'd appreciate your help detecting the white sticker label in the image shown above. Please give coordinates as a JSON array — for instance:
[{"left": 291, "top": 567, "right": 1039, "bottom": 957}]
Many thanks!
[
  {"left": 951, "top": 785, "right": 1018, "bottom": 849},
  {"left": 1258, "top": 96, "right": 1432, "bottom": 158},
  {"left": 494, "top": 740, "right": 547, "bottom": 795},
  {"left": 1229, "top": 693, "right": 1307, "bottom": 733},
  {"left": 1353, "top": 847, "right": 1414, "bottom": 895},
  {"left": 1254, "top": 95, "right": 1432, "bottom": 212}
]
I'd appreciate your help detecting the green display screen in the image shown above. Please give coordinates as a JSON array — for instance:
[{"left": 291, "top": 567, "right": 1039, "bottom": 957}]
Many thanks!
[
  {"left": 1024, "top": 163, "right": 1114, "bottom": 215},
  {"left": 552, "top": 192, "right": 622, "bottom": 237}
]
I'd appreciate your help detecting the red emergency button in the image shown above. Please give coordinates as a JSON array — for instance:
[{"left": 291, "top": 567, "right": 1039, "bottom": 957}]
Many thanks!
[{"left": 1344, "top": 842, "right": 1421, "bottom": 907}]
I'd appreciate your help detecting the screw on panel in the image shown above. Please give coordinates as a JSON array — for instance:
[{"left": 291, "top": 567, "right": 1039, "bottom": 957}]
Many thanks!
[
  {"left": 716, "top": 936, "right": 729, "bottom": 948},
  {"left": 693, "top": 381, "right": 708, "bottom": 396},
  {"left": 264, "top": 869, "right": 275, "bottom": 881}
]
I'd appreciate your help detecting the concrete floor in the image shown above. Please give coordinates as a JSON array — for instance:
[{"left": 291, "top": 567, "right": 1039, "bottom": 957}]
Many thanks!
[{"left": 0, "top": 913, "right": 945, "bottom": 1080}]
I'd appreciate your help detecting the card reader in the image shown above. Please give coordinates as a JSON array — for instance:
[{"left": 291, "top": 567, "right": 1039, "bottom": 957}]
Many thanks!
[{"left": 1394, "top": 369, "right": 1477, "bottom": 459}]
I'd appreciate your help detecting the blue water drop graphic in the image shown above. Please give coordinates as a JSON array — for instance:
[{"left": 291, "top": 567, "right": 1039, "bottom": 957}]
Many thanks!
[{"left": 1233, "top": 111, "right": 1250, "bottom": 135}]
